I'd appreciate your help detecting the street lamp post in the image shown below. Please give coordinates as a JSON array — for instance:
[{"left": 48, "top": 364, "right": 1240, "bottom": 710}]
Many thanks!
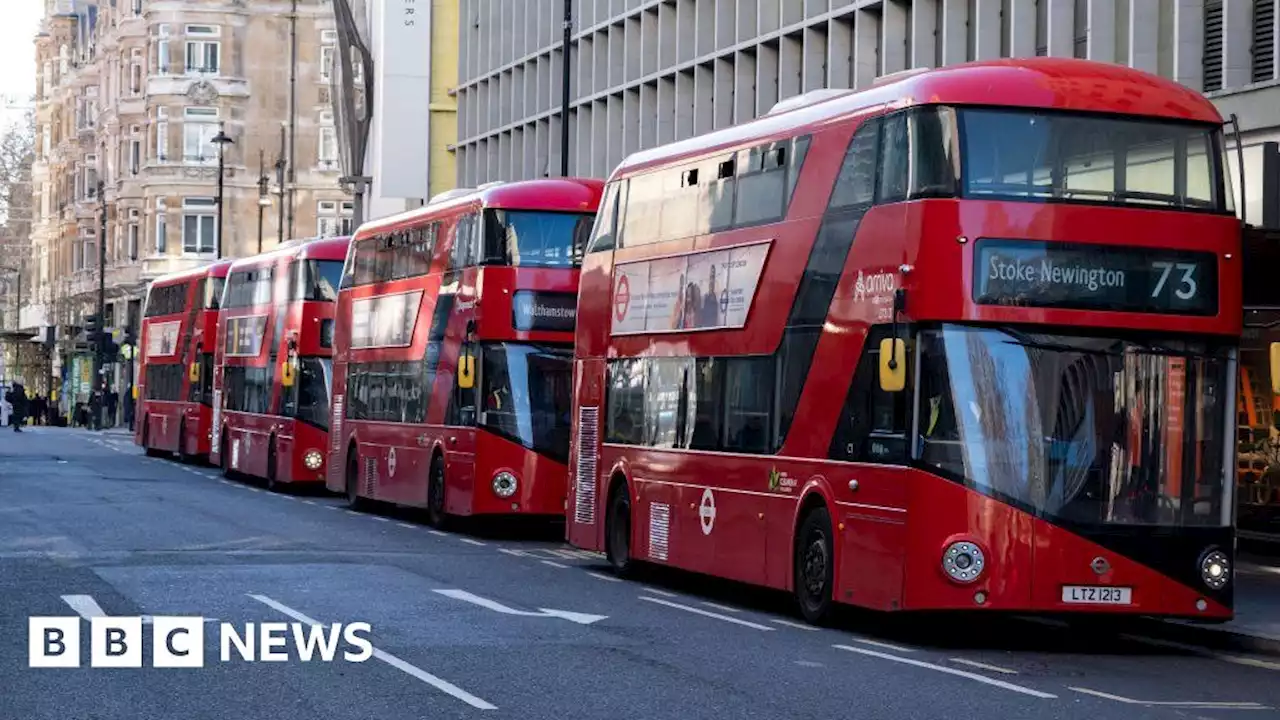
[
  {"left": 257, "top": 149, "right": 272, "bottom": 254},
  {"left": 211, "top": 124, "right": 234, "bottom": 259},
  {"left": 275, "top": 125, "right": 287, "bottom": 246},
  {"left": 94, "top": 180, "right": 107, "bottom": 430}
]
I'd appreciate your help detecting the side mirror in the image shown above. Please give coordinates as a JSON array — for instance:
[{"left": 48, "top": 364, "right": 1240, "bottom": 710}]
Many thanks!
[
  {"left": 1270, "top": 342, "right": 1280, "bottom": 394},
  {"left": 878, "top": 338, "right": 906, "bottom": 393},
  {"left": 458, "top": 349, "right": 476, "bottom": 390}
]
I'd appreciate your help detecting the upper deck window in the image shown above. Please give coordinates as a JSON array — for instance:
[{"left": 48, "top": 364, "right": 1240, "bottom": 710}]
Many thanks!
[
  {"left": 346, "top": 224, "right": 438, "bottom": 287},
  {"left": 291, "top": 259, "right": 344, "bottom": 301},
  {"left": 482, "top": 210, "right": 594, "bottom": 268},
  {"left": 144, "top": 282, "right": 188, "bottom": 317},
  {"left": 960, "top": 108, "right": 1231, "bottom": 213},
  {"left": 222, "top": 267, "right": 275, "bottom": 308},
  {"left": 204, "top": 276, "right": 224, "bottom": 310}
]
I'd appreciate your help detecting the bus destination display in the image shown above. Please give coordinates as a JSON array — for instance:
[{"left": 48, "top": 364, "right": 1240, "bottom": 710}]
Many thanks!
[{"left": 974, "top": 239, "right": 1217, "bottom": 315}]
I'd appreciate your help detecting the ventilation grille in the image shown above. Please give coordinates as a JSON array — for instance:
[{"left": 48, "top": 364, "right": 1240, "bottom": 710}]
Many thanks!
[
  {"left": 1205, "top": 0, "right": 1225, "bottom": 91},
  {"left": 363, "top": 455, "right": 376, "bottom": 496},
  {"left": 648, "top": 503, "right": 670, "bottom": 562},
  {"left": 573, "top": 406, "right": 600, "bottom": 525},
  {"left": 330, "top": 395, "right": 344, "bottom": 453},
  {"left": 1254, "top": 0, "right": 1276, "bottom": 84}
]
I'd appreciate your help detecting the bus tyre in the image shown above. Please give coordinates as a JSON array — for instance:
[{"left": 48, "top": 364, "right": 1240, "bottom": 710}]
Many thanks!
[
  {"left": 426, "top": 456, "right": 447, "bottom": 528},
  {"left": 266, "top": 438, "right": 279, "bottom": 492},
  {"left": 176, "top": 421, "right": 191, "bottom": 464},
  {"left": 605, "top": 483, "right": 633, "bottom": 576},
  {"left": 344, "top": 449, "right": 364, "bottom": 510},
  {"left": 795, "top": 505, "right": 835, "bottom": 625},
  {"left": 220, "top": 434, "right": 234, "bottom": 478}
]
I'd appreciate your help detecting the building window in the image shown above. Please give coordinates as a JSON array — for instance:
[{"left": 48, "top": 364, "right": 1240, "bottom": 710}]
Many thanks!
[
  {"left": 155, "top": 107, "right": 168, "bottom": 161},
  {"left": 84, "top": 155, "right": 99, "bottom": 199},
  {"left": 130, "top": 139, "right": 141, "bottom": 174},
  {"left": 128, "top": 223, "right": 139, "bottom": 261},
  {"left": 185, "top": 25, "right": 220, "bottom": 74},
  {"left": 320, "top": 44, "right": 335, "bottom": 82},
  {"left": 182, "top": 107, "right": 219, "bottom": 164},
  {"left": 317, "top": 200, "right": 354, "bottom": 237},
  {"left": 182, "top": 197, "right": 217, "bottom": 254},
  {"left": 318, "top": 126, "right": 338, "bottom": 169},
  {"left": 155, "top": 198, "right": 168, "bottom": 254},
  {"left": 132, "top": 0, "right": 143, "bottom": 15}
]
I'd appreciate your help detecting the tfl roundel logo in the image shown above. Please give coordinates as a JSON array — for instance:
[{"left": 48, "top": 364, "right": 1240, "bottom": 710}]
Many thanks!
[{"left": 613, "top": 275, "right": 631, "bottom": 322}]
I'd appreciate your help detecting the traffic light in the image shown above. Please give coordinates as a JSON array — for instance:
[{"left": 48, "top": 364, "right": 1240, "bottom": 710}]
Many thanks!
[
  {"left": 100, "top": 337, "right": 120, "bottom": 361},
  {"left": 84, "top": 313, "right": 101, "bottom": 345}
]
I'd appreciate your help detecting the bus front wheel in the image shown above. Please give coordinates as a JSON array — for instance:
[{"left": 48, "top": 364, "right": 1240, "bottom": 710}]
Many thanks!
[
  {"left": 426, "top": 455, "right": 447, "bottom": 528},
  {"left": 606, "top": 481, "right": 633, "bottom": 576},
  {"left": 794, "top": 505, "right": 835, "bottom": 625}
]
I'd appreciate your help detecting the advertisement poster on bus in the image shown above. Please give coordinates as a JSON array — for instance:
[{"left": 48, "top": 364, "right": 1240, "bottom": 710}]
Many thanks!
[
  {"left": 351, "top": 290, "right": 423, "bottom": 349},
  {"left": 223, "top": 315, "right": 268, "bottom": 357},
  {"left": 611, "top": 242, "right": 770, "bottom": 335},
  {"left": 145, "top": 321, "right": 181, "bottom": 359}
]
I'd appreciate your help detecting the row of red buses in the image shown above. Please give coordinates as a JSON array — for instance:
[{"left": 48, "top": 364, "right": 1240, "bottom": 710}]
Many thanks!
[
  {"left": 136, "top": 259, "right": 232, "bottom": 460},
  {"left": 209, "top": 236, "right": 351, "bottom": 489},
  {"left": 565, "top": 58, "right": 1242, "bottom": 623},
  {"left": 325, "top": 179, "right": 601, "bottom": 526}
]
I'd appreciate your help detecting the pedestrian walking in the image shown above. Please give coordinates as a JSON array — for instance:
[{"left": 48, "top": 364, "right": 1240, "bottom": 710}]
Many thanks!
[
  {"left": 7, "top": 381, "right": 27, "bottom": 432},
  {"left": 106, "top": 389, "right": 119, "bottom": 427}
]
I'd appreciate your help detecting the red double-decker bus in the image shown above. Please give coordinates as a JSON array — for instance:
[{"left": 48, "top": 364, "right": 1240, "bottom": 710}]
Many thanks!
[
  {"left": 567, "top": 58, "right": 1241, "bottom": 623},
  {"left": 209, "top": 236, "right": 350, "bottom": 489},
  {"left": 327, "top": 179, "right": 601, "bottom": 526},
  {"left": 135, "top": 260, "right": 232, "bottom": 460}
]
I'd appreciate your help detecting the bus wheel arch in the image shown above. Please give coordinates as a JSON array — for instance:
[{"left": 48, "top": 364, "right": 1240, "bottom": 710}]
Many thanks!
[
  {"left": 605, "top": 471, "right": 633, "bottom": 575},
  {"left": 793, "top": 489, "right": 836, "bottom": 624},
  {"left": 344, "top": 440, "right": 363, "bottom": 509},
  {"left": 265, "top": 434, "right": 279, "bottom": 491}
]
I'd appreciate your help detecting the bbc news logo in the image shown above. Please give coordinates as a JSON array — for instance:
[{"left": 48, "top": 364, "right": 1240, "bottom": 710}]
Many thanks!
[{"left": 29, "top": 617, "right": 373, "bottom": 668}]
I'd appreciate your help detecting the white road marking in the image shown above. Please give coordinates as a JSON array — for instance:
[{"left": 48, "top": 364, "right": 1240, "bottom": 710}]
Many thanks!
[
  {"left": 432, "top": 589, "right": 608, "bottom": 625},
  {"left": 1068, "top": 687, "right": 1270, "bottom": 709},
  {"left": 770, "top": 618, "right": 821, "bottom": 632},
  {"left": 396, "top": 522, "right": 417, "bottom": 530},
  {"left": 640, "top": 587, "right": 678, "bottom": 598},
  {"left": 373, "top": 517, "right": 391, "bottom": 523},
  {"left": 949, "top": 658, "right": 1019, "bottom": 675},
  {"left": 1120, "top": 634, "right": 1280, "bottom": 672},
  {"left": 850, "top": 637, "right": 915, "bottom": 653},
  {"left": 301, "top": 500, "right": 317, "bottom": 505},
  {"left": 248, "top": 594, "right": 496, "bottom": 710},
  {"left": 219, "top": 479, "right": 234, "bottom": 486},
  {"left": 428, "top": 530, "right": 447, "bottom": 536},
  {"left": 834, "top": 645, "right": 1056, "bottom": 699},
  {"left": 587, "top": 572, "right": 622, "bottom": 583},
  {"left": 344, "top": 510, "right": 361, "bottom": 516},
  {"left": 325, "top": 505, "right": 340, "bottom": 511},
  {"left": 541, "top": 560, "right": 569, "bottom": 569},
  {"left": 459, "top": 538, "right": 487, "bottom": 546},
  {"left": 247, "top": 488, "right": 262, "bottom": 493},
  {"left": 61, "top": 594, "right": 106, "bottom": 619},
  {"left": 700, "top": 601, "right": 741, "bottom": 613},
  {"left": 639, "top": 597, "right": 774, "bottom": 631}
]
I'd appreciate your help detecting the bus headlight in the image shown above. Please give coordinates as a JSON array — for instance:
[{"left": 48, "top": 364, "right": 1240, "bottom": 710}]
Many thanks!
[
  {"left": 1200, "top": 549, "right": 1230, "bottom": 590},
  {"left": 492, "top": 471, "right": 518, "bottom": 498},
  {"left": 303, "top": 450, "right": 324, "bottom": 471},
  {"left": 942, "top": 541, "right": 985, "bottom": 584}
]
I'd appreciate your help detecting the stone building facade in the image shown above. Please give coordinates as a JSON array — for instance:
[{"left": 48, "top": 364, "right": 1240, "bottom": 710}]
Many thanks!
[{"left": 24, "top": 0, "right": 352, "bottom": 400}]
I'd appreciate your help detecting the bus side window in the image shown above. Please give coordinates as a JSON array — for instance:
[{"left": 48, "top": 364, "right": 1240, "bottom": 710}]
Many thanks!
[
  {"left": 828, "top": 326, "right": 912, "bottom": 464},
  {"left": 587, "top": 182, "right": 621, "bottom": 253}
]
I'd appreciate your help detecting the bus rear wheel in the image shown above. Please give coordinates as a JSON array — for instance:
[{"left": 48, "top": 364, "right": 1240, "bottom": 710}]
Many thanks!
[
  {"left": 426, "top": 455, "right": 447, "bottom": 528},
  {"left": 266, "top": 438, "right": 279, "bottom": 492},
  {"left": 794, "top": 505, "right": 835, "bottom": 625},
  {"left": 605, "top": 483, "right": 633, "bottom": 576},
  {"left": 344, "top": 449, "right": 364, "bottom": 510},
  {"left": 176, "top": 420, "right": 191, "bottom": 463}
]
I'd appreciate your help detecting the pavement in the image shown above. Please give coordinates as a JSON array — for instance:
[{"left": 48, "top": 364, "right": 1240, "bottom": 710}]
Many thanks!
[{"left": 4, "top": 426, "right": 1280, "bottom": 719}]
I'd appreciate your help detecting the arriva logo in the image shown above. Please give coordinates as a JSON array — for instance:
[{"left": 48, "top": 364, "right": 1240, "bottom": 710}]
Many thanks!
[
  {"left": 853, "top": 270, "right": 896, "bottom": 303},
  {"left": 29, "top": 615, "right": 373, "bottom": 668}
]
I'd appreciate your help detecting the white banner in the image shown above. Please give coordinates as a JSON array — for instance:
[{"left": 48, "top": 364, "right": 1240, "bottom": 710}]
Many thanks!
[
  {"left": 351, "top": 290, "right": 423, "bottom": 348},
  {"left": 611, "top": 242, "right": 770, "bottom": 335},
  {"left": 145, "top": 321, "right": 181, "bottom": 359}
]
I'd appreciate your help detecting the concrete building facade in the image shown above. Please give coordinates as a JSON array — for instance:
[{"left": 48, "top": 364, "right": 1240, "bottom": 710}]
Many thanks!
[
  {"left": 452, "top": 0, "right": 1280, "bottom": 226},
  {"left": 24, "top": 0, "right": 352, "bottom": 401}
]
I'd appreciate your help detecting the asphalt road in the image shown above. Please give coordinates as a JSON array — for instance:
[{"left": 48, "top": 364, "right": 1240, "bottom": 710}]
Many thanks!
[{"left": 3, "top": 426, "right": 1280, "bottom": 720}]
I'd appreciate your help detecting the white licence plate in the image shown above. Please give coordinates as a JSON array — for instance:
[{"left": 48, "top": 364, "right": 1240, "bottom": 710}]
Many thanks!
[{"left": 1061, "top": 585, "right": 1133, "bottom": 605}]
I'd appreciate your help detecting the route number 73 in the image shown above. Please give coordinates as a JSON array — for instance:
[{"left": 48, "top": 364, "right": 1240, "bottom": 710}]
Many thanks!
[{"left": 1150, "top": 261, "right": 1198, "bottom": 301}]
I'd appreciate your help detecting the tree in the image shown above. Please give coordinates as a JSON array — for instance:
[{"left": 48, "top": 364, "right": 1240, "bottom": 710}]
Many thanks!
[{"left": 0, "top": 107, "right": 35, "bottom": 330}]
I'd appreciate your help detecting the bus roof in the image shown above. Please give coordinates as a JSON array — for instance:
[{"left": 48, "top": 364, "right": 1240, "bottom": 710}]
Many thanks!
[
  {"left": 149, "top": 258, "right": 233, "bottom": 288},
  {"left": 354, "top": 178, "right": 604, "bottom": 240},
  {"left": 225, "top": 235, "right": 352, "bottom": 272},
  {"left": 614, "top": 57, "right": 1224, "bottom": 177}
]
